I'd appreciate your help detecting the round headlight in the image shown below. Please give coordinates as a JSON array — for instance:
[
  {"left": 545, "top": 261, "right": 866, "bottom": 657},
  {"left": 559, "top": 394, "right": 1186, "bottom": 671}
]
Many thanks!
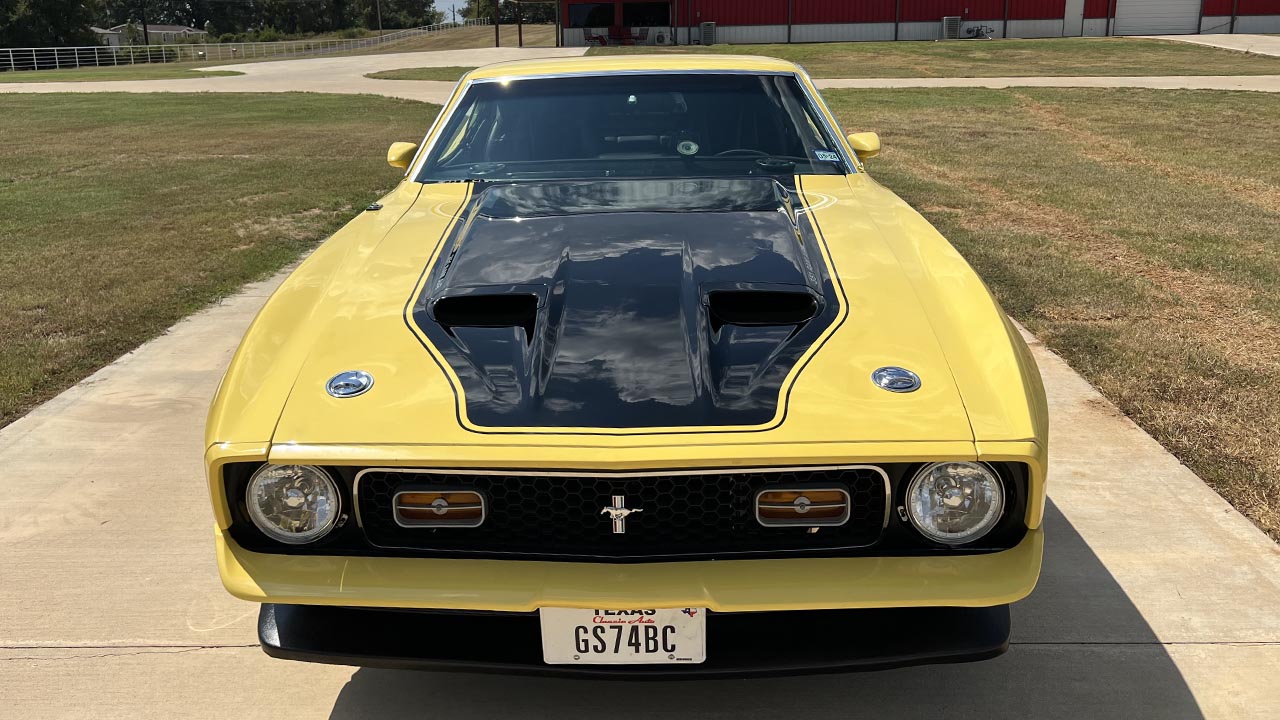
[
  {"left": 904, "top": 462, "right": 1005, "bottom": 545},
  {"left": 246, "top": 464, "right": 341, "bottom": 545}
]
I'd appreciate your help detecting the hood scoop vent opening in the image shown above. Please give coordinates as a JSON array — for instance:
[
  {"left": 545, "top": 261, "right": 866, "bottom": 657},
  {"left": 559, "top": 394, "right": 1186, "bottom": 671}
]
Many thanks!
[
  {"left": 708, "top": 291, "right": 818, "bottom": 331},
  {"left": 432, "top": 294, "right": 538, "bottom": 339}
]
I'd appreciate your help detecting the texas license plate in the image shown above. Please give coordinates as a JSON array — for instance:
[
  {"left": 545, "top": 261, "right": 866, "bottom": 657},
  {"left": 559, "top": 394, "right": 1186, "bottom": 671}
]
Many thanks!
[{"left": 539, "top": 608, "right": 707, "bottom": 664}]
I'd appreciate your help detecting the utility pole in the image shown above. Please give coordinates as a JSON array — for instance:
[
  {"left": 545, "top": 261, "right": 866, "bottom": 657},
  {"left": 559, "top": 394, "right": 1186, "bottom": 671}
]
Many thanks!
[
  {"left": 375, "top": 0, "right": 384, "bottom": 35},
  {"left": 517, "top": 1, "right": 523, "bottom": 47},
  {"left": 493, "top": 0, "right": 500, "bottom": 46},
  {"left": 138, "top": 2, "right": 150, "bottom": 46}
]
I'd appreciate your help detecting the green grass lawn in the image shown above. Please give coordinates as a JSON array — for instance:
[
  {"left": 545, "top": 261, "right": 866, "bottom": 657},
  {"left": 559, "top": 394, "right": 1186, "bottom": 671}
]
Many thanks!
[
  {"left": 366, "top": 66, "right": 475, "bottom": 82},
  {"left": 0, "top": 66, "right": 241, "bottom": 82},
  {"left": 589, "top": 37, "right": 1280, "bottom": 78},
  {"left": 824, "top": 87, "right": 1280, "bottom": 539},
  {"left": 0, "top": 93, "right": 435, "bottom": 428}
]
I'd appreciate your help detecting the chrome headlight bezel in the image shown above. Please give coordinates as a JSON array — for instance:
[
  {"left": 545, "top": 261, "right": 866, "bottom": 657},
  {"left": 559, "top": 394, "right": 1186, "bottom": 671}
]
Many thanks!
[
  {"left": 904, "top": 461, "right": 1006, "bottom": 546},
  {"left": 245, "top": 464, "right": 342, "bottom": 545}
]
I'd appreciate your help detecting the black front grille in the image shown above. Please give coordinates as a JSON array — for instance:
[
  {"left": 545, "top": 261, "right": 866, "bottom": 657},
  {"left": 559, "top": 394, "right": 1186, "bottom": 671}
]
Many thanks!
[{"left": 355, "top": 467, "right": 887, "bottom": 560}]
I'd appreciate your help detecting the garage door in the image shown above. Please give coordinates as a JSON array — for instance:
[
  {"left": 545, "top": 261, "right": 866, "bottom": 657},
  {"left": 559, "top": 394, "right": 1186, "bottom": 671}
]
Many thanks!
[{"left": 1113, "top": 0, "right": 1201, "bottom": 35}]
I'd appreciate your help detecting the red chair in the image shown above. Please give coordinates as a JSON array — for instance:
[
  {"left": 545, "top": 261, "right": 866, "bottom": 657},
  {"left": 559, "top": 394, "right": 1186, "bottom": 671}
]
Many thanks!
[{"left": 608, "top": 26, "right": 635, "bottom": 45}]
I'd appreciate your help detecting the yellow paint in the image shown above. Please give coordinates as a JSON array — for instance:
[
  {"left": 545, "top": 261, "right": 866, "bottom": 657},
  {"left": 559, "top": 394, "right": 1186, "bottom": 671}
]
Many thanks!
[
  {"left": 205, "top": 55, "right": 1048, "bottom": 611},
  {"left": 464, "top": 54, "right": 805, "bottom": 81},
  {"left": 847, "top": 131, "right": 881, "bottom": 159},
  {"left": 385, "top": 141, "right": 418, "bottom": 169},
  {"left": 217, "top": 525, "right": 1043, "bottom": 611}
]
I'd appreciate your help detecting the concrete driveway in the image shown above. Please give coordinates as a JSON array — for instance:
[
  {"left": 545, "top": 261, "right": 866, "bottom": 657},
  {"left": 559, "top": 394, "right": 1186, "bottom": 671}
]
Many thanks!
[
  {"left": 1148, "top": 33, "right": 1280, "bottom": 58},
  {"left": 1, "top": 264, "right": 1278, "bottom": 719},
  {"left": 0, "top": 47, "right": 587, "bottom": 104}
]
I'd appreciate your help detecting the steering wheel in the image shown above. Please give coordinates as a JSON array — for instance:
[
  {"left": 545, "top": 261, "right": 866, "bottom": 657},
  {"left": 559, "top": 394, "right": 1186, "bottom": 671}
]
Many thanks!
[{"left": 713, "top": 149, "right": 768, "bottom": 157}]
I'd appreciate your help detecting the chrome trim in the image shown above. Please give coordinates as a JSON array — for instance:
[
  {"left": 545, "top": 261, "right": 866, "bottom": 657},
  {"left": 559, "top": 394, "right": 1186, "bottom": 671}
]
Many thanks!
[
  {"left": 600, "top": 494, "right": 641, "bottom": 534},
  {"left": 754, "top": 487, "right": 851, "bottom": 528},
  {"left": 352, "top": 465, "right": 892, "bottom": 555},
  {"left": 409, "top": 69, "right": 856, "bottom": 181},
  {"left": 356, "top": 464, "right": 884, "bottom": 480},
  {"left": 902, "top": 462, "right": 1006, "bottom": 547},
  {"left": 392, "top": 489, "right": 486, "bottom": 529},
  {"left": 405, "top": 76, "right": 469, "bottom": 179},
  {"left": 871, "top": 366, "right": 922, "bottom": 393},
  {"left": 792, "top": 72, "right": 858, "bottom": 173},
  {"left": 326, "top": 370, "right": 374, "bottom": 398}
]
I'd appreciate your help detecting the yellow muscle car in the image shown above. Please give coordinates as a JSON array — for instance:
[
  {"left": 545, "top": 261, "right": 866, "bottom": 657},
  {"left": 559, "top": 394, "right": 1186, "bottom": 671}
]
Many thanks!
[{"left": 206, "top": 55, "right": 1047, "bottom": 677}]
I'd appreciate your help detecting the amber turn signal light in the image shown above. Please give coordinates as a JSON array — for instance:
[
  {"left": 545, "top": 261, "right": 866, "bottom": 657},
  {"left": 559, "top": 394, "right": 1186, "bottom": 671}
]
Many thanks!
[
  {"left": 755, "top": 488, "right": 850, "bottom": 527},
  {"left": 394, "top": 490, "right": 486, "bottom": 528}
]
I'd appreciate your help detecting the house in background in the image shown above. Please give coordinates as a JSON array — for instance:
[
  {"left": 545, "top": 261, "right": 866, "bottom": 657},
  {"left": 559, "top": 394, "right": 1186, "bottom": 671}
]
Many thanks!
[
  {"left": 105, "top": 23, "right": 210, "bottom": 45},
  {"left": 90, "top": 27, "right": 123, "bottom": 47}
]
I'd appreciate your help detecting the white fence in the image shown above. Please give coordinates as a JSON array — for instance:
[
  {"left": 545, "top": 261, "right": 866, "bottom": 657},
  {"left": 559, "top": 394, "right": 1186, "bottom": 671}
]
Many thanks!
[{"left": 1, "top": 18, "right": 490, "bottom": 74}]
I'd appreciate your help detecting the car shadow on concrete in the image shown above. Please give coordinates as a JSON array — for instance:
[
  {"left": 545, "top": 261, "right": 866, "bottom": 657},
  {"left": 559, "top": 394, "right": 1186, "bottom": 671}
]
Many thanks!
[{"left": 326, "top": 500, "right": 1204, "bottom": 719}]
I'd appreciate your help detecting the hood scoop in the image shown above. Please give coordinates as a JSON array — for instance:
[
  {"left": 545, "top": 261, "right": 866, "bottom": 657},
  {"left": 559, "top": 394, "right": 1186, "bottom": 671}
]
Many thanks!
[
  {"left": 707, "top": 290, "right": 818, "bottom": 331},
  {"left": 433, "top": 293, "right": 539, "bottom": 339},
  {"left": 410, "top": 178, "right": 841, "bottom": 429}
]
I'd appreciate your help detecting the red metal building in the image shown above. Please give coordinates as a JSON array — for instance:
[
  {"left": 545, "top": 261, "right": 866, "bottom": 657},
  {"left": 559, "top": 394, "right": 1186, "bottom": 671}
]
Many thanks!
[{"left": 561, "top": 0, "right": 1280, "bottom": 45}]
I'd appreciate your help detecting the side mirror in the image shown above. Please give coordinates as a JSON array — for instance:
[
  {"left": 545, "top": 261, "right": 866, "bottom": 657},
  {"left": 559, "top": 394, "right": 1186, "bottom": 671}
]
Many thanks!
[
  {"left": 387, "top": 141, "right": 419, "bottom": 170},
  {"left": 846, "top": 132, "right": 881, "bottom": 160}
]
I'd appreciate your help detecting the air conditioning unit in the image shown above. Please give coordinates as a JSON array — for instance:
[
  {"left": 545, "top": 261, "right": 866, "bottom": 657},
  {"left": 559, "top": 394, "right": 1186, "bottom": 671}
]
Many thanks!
[
  {"left": 699, "top": 22, "right": 716, "bottom": 46},
  {"left": 941, "top": 16, "right": 963, "bottom": 40}
]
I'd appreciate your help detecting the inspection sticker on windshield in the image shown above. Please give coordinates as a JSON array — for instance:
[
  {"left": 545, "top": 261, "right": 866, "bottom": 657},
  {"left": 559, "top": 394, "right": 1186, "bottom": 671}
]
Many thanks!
[{"left": 813, "top": 150, "right": 840, "bottom": 162}]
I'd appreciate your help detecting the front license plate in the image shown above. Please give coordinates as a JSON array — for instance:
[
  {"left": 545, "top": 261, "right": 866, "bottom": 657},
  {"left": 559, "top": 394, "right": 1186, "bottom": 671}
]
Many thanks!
[{"left": 539, "top": 608, "right": 707, "bottom": 665}]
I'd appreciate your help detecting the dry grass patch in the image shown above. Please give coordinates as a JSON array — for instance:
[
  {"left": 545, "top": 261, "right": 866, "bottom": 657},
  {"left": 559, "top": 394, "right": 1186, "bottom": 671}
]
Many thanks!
[
  {"left": 366, "top": 66, "right": 476, "bottom": 82},
  {"left": 0, "top": 66, "right": 241, "bottom": 82},
  {"left": 824, "top": 87, "right": 1280, "bottom": 539},
  {"left": 363, "top": 23, "right": 557, "bottom": 52},
  {"left": 0, "top": 93, "right": 437, "bottom": 428}
]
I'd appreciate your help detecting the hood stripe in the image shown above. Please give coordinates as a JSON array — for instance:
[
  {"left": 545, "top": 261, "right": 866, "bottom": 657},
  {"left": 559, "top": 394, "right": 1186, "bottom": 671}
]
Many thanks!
[{"left": 402, "top": 176, "right": 849, "bottom": 436}]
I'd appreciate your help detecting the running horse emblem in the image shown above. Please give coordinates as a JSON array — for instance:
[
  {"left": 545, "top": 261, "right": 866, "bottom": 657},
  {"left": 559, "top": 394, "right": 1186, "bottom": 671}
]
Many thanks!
[{"left": 600, "top": 495, "right": 643, "bottom": 534}]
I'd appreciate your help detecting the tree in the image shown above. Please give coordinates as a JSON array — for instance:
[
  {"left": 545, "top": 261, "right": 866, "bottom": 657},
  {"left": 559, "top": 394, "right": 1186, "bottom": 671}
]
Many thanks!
[
  {"left": 0, "top": 0, "right": 443, "bottom": 48},
  {"left": 507, "top": 2, "right": 556, "bottom": 24},
  {"left": 463, "top": 1, "right": 557, "bottom": 25},
  {"left": 461, "top": 0, "right": 492, "bottom": 20},
  {"left": 357, "top": 1, "right": 444, "bottom": 30},
  {"left": 122, "top": 21, "right": 143, "bottom": 44},
  {"left": 0, "top": 0, "right": 103, "bottom": 46},
  {"left": 94, "top": 1, "right": 443, "bottom": 37}
]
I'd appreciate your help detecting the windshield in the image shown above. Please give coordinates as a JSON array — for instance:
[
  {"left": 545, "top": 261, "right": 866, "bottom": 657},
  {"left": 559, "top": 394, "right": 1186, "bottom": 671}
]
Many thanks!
[{"left": 416, "top": 73, "right": 850, "bottom": 183}]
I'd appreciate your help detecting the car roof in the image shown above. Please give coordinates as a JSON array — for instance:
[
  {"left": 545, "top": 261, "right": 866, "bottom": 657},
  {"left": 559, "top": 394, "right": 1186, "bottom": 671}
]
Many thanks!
[{"left": 465, "top": 54, "right": 804, "bottom": 81}]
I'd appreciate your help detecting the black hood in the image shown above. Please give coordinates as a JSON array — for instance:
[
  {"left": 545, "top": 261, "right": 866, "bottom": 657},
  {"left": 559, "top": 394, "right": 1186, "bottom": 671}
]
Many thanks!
[{"left": 409, "top": 178, "right": 842, "bottom": 430}]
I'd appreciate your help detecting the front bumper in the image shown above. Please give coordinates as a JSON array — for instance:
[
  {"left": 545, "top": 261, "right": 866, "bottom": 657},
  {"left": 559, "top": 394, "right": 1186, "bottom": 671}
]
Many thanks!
[
  {"left": 259, "top": 603, "right": 1011, "bottom": 678},
  {"left": 218, "top": 526, "right": 1043, "bottom": 612}
]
